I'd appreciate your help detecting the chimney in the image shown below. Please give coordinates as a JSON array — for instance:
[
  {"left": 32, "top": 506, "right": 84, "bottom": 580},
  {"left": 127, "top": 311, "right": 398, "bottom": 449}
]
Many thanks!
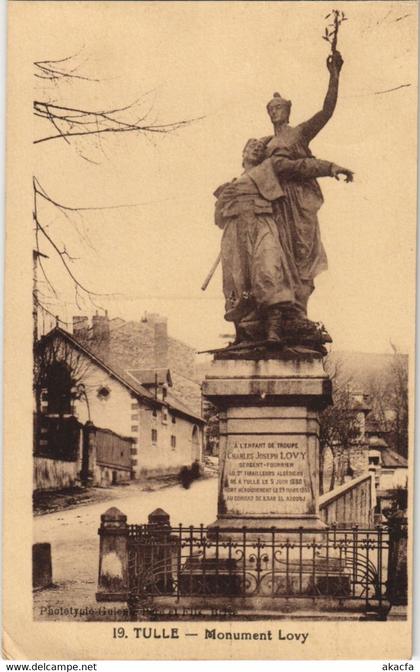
[
  {"left": 154, "top": 317, "right": 168, "bottom": 368},
  {"left": 73, "top": 316, "right": 89, "bottom": 339},
  {"left": 92, "top": 310, "right": 110, "bottom": 343}
]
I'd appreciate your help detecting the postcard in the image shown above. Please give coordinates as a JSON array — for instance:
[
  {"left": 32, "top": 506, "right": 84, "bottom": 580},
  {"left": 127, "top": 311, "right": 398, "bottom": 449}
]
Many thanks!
[{"left": 3, "top": 0, "right": 416, "bottom": 660}]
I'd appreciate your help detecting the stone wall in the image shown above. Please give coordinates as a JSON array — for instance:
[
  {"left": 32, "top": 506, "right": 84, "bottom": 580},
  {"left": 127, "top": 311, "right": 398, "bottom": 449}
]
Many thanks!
[
  {"left": 33, "top": 456, "right": 79, "bottom": 491},
  {"left": 349, "top": 443, "right": 369, "bottom": 477},
  {"left": 94, "top": 463, "right": 131, "bottom": 486}
]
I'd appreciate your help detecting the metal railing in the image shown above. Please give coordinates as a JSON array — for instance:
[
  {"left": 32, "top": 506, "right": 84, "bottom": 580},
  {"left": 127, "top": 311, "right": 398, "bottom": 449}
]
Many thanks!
[{"left": 127, "top": 522, "right": 389, "bottom": 616}]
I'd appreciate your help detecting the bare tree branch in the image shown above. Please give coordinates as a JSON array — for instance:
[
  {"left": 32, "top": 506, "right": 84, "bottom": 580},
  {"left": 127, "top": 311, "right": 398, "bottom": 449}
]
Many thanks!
[
  {"left": 34, "top": 50, "right": 99, "bottom": 82},
  {"left": 34, "top": 99, "right": 204, "bottom": 145},
  {"left": 34, "top": 178, "right": 138, "bottom": 211}
]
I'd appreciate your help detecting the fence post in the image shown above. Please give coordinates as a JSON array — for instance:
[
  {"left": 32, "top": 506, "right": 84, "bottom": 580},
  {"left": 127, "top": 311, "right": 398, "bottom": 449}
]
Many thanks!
[
  {"left": 148, "top": 509, "right": 175, "bottom": 595},
  {"left": 149, "top": 508, "right": 170, "bottom": 527},
  {"left": 96, "top": 507, "right": 129, "bottom": 601},
  {"left": 386, "top": 511, "right": 408, "bottom": 606}
]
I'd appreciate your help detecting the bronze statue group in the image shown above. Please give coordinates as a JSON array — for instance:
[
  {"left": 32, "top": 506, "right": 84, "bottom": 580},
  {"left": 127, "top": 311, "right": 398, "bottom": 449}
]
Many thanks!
[{"left": 214, "top": 51, "right": 353, "bottom": 356}]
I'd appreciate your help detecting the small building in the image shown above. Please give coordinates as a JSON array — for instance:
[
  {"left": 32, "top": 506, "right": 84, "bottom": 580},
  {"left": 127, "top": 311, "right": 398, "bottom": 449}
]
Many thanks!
[
  {"left": 366, "top": 421, "right": 408, "bottom": 518},
  {"left": 35, "top": 325, "right": 205, "bottom": 481},
  {"left": 379, "top": 447, "right": 408, "bottom": 489},
  {"left": 366, "top": 419, "right": 407, "bottom": 488}
]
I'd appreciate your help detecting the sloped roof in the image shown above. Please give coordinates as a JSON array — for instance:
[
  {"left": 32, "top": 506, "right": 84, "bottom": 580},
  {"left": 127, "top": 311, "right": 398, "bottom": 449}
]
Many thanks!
[
  {"left": 127, "top": 369, "right": 203, "bottom": 424},
  {"left": 109, "top": 317, "right": 126, "bottom": 332},
  {"left": 365, "top": 418, "right": 390, "bottom": 436},
  {"left": 166, "top": 390, "right": 205, "bottom": 424},
  {"left": 368, "top": 436, "right": 388, "bottom": 449},
  {"left": 127, "top": 368, "right": 173, "bottom": 387},
  {"left": 37, "top": 327, "right": 160, "bottom": 407},
  {"left": 381, "top": 448, "right": 408, "bottom": 469}
]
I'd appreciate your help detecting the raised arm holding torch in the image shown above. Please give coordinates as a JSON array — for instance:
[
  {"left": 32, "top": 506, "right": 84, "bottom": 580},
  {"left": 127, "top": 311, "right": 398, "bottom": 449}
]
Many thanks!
[{"left": 201, "top": 9, "right": 352, "bottom": 352}]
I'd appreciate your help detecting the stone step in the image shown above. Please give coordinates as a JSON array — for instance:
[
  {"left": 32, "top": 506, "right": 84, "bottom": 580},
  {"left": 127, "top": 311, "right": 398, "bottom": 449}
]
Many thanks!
[{"left": 387, "top": 605, "right": 407, "bottom": 621}]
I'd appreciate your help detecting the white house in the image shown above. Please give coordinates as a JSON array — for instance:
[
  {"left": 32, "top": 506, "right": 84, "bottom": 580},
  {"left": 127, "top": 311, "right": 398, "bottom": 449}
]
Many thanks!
[{"left": 36, "top": 326, "right": 205, "bottom": 479}]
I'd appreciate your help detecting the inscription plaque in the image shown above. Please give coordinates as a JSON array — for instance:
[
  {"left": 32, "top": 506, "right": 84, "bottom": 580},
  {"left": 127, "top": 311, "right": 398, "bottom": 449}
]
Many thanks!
[{"left": 222, "top": 435, "right": 315, "bottom": 517}]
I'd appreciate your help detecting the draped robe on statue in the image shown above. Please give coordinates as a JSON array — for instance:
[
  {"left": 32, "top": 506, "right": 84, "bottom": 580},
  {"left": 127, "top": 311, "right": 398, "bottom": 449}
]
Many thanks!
[
  {"left": 263, "top": 125, "right": 329, "bottom": 316},
  {"left": 215, "top": 152, "right": 333, "bottom": 337}
]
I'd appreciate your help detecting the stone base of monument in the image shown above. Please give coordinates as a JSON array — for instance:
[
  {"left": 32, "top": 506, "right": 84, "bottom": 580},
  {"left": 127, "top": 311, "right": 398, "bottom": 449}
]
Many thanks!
[
  {"left": 207, "top": 517, "right": 327, "bottom": 541},
  {"left": 203, "top": 356, "right": 332, "bottom": 539},
  {"left": 176, "top": 548, "right": 351, "bottom": 597}
]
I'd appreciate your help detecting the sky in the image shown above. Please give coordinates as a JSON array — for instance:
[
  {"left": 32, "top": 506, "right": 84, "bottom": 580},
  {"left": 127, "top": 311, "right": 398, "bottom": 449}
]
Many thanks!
[{"left": 31, "top": 1, "right": 417, "bottom": 355}]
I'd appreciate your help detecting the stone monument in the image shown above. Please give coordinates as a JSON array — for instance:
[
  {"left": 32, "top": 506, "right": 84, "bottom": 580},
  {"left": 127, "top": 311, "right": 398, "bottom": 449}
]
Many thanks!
[
  {"left": 203, "top": 46, "right": 353, "bottom": 537},
  {"left": 204, "top": 358, "right": 331, "bottom": 535}
]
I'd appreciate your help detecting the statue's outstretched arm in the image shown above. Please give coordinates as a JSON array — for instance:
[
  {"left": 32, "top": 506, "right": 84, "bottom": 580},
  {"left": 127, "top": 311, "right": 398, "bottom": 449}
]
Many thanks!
[
  {"left": 271, "top": 155, "right": 353, "bottom": 182},
  {"left": 298, "top": 51, "right": 343, "bottom": 143},
  {"left": 272, "top": 155, "right": 332, "bottom": 179}
]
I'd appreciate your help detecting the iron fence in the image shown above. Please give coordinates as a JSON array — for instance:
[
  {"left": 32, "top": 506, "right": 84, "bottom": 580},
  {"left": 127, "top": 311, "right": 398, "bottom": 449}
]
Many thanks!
[{"left": 127, "top": 523, "right": 389, "bottom": 616}]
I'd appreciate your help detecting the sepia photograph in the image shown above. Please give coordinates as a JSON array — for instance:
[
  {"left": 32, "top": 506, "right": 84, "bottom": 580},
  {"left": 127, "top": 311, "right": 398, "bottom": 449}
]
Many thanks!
[{"left": 3, "top": 0, "right": 416, "bottom": 661}]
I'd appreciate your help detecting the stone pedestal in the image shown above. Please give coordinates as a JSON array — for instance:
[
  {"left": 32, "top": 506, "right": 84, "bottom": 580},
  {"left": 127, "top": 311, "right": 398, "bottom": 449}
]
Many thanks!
[{"left": 203, "top": 357, "right": 332, "bottom": 535}]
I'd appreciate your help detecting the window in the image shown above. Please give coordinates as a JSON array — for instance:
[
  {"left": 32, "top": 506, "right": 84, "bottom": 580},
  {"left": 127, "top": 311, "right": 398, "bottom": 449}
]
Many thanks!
[
  {"left": 172, "top": 416, "right": 176, "bottom": 424},
  {"left": 131, "top": 425, "right": 138, "bottom": 433},
  {"left": 131, "top": 402, "right": 138, "bottom": 410},
  {"left": 162, "top": 408, "right": 168, "bottom": 424},
  {"left": 97, "top": 385, "right": 111, "bottom": 401},
  {"left": 151, "top": 429, "right": 158, "bottom": 443},
  {"left": 171, "top": 435, "right": 176, "bottom": 449},
  {"left": 152, "top": 409, "right": 157, "bottom": 418},
  {"left": 369, "top": 456, "right": 380, "bottom": 465}
]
